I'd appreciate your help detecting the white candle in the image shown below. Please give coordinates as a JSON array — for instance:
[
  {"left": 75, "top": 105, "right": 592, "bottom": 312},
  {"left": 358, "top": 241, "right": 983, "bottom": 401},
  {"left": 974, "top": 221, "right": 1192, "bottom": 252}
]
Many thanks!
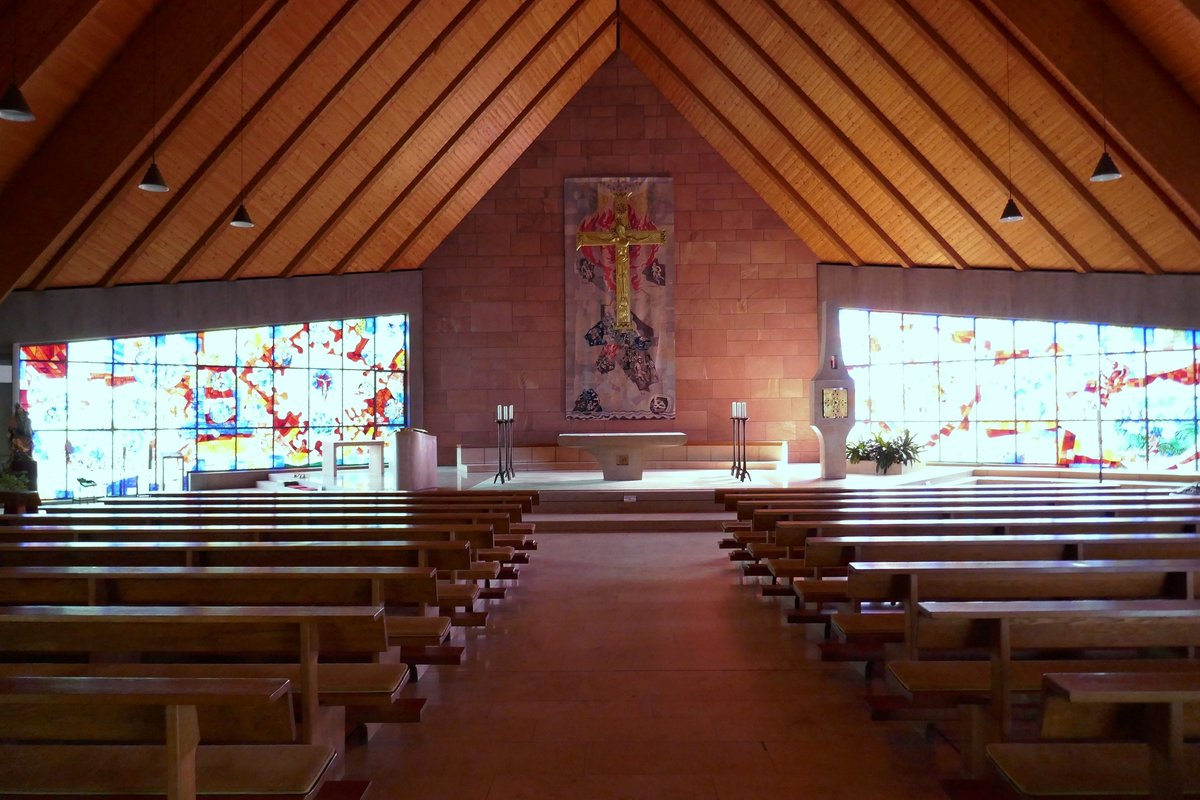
[
  {"left": 507, "top": 405, "right": 514, "bottom": 421},
  {"left": 496, "top": 404, "right": 502, "bottom": 419},
  {"left": 740, "top": 402, "right": 746, "bottom": 418},
  {"left": 731, "top": 401, "right": 736, "bottom": 417}
]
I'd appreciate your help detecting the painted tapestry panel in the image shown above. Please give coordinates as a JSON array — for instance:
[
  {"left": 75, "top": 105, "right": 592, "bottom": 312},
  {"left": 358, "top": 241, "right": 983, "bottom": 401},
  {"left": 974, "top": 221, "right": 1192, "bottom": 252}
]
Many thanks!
[{"left": 564, "top": 177, "right": 675, "bottom": 420}]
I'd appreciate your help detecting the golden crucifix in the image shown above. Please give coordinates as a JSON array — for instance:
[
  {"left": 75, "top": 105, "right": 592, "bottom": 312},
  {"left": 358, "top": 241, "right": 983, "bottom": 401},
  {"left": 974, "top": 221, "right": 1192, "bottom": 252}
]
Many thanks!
[{"left": 575, "top": 191, "right": 667, "bottom": 333}]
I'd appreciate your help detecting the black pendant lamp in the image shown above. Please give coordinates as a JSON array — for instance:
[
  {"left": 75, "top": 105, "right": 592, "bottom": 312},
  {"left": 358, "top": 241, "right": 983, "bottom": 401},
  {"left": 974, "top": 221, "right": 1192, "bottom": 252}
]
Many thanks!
[
  {"left": 999, "top": 36, "right": 1022, "bottom": 223},
  {"left": 1090, "top": 12, "right": 1122, "bottom": 182},
  {"left": 1, "top": 10, "right": 34, "bottom": 122},
  {"left": 230, "top": 0, "right": 254, "bottom": 229},
  {"left": 138, "top": 12, "right": 168, "bottom": 193}
]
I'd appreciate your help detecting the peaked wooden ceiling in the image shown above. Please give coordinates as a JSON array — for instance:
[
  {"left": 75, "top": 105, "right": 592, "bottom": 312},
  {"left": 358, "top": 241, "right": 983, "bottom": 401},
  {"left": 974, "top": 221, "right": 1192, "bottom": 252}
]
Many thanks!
[{"left": 0, "top": 0, "right": 1197, "bottom": 304}]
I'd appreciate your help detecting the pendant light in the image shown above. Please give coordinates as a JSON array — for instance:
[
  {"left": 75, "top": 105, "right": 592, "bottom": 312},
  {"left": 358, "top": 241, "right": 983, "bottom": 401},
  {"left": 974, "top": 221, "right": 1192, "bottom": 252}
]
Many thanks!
[
  {"left": 1090, "top": 11, "right": 1122, "bottom": 182},
  {"left": 999, "top": 35, "right": 1022, "bottom": 222},
  {"left": 230, "top": 0, "right": 254, "bottom": 228},
  {"left": 138, "top": 12, "right": 168, "bottom": 192},
  {"left": 1, "top": 8, "right": 34, "bottom": 122}
]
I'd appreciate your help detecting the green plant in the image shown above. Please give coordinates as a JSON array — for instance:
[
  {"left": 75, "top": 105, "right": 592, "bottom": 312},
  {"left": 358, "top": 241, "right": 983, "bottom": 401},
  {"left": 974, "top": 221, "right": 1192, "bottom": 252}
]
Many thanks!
[
  {"left": 0, "top": 470, "right": 30, "bottom": 491},
  {"left": 845, "top": 429, "right": 924, "bottom": 474}
]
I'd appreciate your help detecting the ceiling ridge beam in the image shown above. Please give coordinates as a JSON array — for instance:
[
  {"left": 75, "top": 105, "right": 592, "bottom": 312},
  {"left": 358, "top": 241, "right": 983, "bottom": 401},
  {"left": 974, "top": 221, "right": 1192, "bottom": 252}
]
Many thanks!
[
  {"left": 385, "top": 12, "right": 617, "bottom": 268},
  {"left": 0, "top": 0, "right": 280, "bottom": 301},
  {"left": 759, "top": 0, "right": 1027, "bottom": 270},
  {"left": 278, "top": 0, "right": 539, "bottom": 280},
  {"left": 93, "top": 1, "right": 364, "bottom": 289},
  {"left": 165, "top": 0, "right": 468, "bottom": 284},
  {"left": 972, "top": 0, "right": 1200, "bottom": 248},
  {"left": 892, "top": 0, "right": 1161, "bottom": 275},
  {"left": 620, "top": 13, "right": 864, "bottom": 266},
  {"left": 823, "top": 0, "right": 1088, "bottom": 272},
  {"left": 340, "top": 0, "right": 592, "bottom": 276},
  {"left": 700, "top": 0, "right": 965, "bottom": 268},
  {"left": 661, "top": 0, "right": 916, "bottom": 268}
]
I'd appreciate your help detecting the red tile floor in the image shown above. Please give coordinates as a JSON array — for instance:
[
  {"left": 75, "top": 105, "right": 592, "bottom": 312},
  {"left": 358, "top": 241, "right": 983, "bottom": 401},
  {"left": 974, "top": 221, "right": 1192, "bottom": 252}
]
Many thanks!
[{"left": 342, "top": 531, "right": 955, "bottom": 799}]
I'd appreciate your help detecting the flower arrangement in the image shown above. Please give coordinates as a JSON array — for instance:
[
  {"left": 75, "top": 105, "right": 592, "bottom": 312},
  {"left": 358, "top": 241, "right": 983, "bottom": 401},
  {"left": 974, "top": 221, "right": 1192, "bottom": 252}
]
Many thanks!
[{"left": 846, "top": 429, "right": 924, "bottom": 475}]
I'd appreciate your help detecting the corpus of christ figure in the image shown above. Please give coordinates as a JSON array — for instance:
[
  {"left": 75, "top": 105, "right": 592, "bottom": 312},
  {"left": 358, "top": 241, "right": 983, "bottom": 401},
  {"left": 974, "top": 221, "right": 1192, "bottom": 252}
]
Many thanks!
[{"left": 575, "top": 192, "right": 667, "bottom": 333}]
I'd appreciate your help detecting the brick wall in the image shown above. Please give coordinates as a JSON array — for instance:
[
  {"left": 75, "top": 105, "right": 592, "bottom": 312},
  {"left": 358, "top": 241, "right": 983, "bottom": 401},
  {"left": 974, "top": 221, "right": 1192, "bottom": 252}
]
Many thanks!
[{"left": 422, "top": 53, "right": 820, "bottom": 465}]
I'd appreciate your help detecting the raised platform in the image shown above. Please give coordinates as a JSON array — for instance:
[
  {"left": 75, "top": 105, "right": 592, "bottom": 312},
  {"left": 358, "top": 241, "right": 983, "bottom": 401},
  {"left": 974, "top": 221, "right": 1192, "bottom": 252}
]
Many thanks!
[{"left": 456, "top": 440, "right": 789, "bottom": 476}]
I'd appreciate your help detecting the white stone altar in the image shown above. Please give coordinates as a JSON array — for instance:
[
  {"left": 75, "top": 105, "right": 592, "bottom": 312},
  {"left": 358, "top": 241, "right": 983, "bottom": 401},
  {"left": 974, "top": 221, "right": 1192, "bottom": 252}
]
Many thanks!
[
  {"left": 321, "top": 439, "right": 386, "bottom": 490},
  {"left": 557, "top": 432, "right": 687, "bottom": 481}
]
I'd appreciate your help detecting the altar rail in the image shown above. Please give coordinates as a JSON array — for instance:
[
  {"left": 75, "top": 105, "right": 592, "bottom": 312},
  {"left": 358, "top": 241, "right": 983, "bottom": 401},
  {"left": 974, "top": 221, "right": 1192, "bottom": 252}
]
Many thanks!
[{"left": 456, "top": 441, "right": 787, "bottom": 475}]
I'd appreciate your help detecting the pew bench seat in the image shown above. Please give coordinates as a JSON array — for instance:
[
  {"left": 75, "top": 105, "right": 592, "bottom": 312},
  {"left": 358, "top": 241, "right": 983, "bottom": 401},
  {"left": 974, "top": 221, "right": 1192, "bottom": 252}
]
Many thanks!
[
  {"left": 449, "top": 561, "right": 502, "bottom": 582},
  {"left": 986, "top": 742, "right": 1200, "bottom": 796},
  {"left": 831, "top": 611, "right": 906, "bottom": 642},
  {"left": 476, "top": 546, "right": 516, "bottom": 563},
  {"left": 0, "top": 743, "right": 336, "bottom": 799},
  {"left": 793, "top": 576, "right": 849, "bottom": 603},
  {"left": 386, "top": 614, "right": 453, "bottom": 647},
  {"left": 766, "top": 558, "right": 812, "bottom": 580}
]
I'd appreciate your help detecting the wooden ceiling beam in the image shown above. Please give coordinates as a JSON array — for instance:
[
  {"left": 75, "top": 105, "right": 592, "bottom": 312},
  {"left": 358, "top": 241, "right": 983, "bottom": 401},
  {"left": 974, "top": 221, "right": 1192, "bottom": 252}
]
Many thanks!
[
  {"left": 341, "top": 0, "right": 591, "bottom": 275},
  {"left": 285, "top": 0, "right": 538, "bottom": 279},
  {"left": 93, "top": 2, "right": 363, "bottom": 289},
  {"left": 27, "top": 1, "right": 290, "bottom": 290},
  {"left": 0, "top": 0, "right": 276, "bottom": 303},
  {"left": 621, "top": 13, "right": 862, "bottom": 266},
  {"left": 385, "top": 13, "right": 617, "bottom": 268},
  {"left": 760, "top": 0, "right": 1027, "bottom": 270},
  {"left": 164, "top": 0, "right": 437, "bottom": 284},
  {"left": 973, "top": 0, "right": 1200, "bottom": 249},
  {"left": 982, "top": 0, "right": 1200, "bottom": 234},
  {"left": 653, "top": 0, "right": 914, "bottom": 267},
  {"left": 214, "top": 0, "right": 475, "bottom": 283},
  {"left": 5, "top": 0, "right": 100, "bottom": 82},
  {"left": 697, "top": 0, "right": 966, "bottom": 268},
  {"left": 823, "top": 0, "right": 1088, "bottom": 272},
  {"left": 892, "top": 0, "right": 1161, "bottom": 275}
]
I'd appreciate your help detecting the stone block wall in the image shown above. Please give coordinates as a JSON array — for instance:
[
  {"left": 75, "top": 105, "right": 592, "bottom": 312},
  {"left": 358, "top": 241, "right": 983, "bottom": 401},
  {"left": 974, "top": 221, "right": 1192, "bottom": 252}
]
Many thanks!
[{"left": 422, "top": 53, "right": 820, "bottom": 464}]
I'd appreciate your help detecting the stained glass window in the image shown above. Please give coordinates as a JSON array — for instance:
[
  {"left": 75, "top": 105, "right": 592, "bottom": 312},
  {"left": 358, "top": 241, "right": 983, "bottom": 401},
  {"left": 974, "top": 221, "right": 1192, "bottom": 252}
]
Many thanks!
[
  {"left": 840, "top": 309, "right": 1199, "bottom": 472},
  {"left": 18, "top": 314, "right": 409, "bottom": 499}
]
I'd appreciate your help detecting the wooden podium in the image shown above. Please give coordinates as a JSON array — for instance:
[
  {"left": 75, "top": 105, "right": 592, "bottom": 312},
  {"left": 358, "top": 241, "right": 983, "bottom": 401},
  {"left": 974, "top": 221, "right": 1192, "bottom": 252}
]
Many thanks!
[{"left": 394, "top": 428, "right": 438, "bottom": 490}]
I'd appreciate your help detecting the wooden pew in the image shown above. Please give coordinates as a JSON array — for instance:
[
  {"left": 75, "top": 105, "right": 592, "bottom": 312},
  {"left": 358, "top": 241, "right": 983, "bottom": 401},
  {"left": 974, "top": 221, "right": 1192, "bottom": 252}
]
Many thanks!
[
  {"left": 0, "top": 675, "right": 339, "bottom": 800},
  {"left": 0, "top": 541, "right": 472, "bottom": 668},
  {"left": 5, "top": 510, "right": 523, "bottom": 569},
  {"left": 911, "top": 599, "right": 1200, "bottom": 775},
  {"left": 713, "top": 483, "right": 1162, "bottom": 509},
  {"left": 751, "top": 503, "right": 1200, "bottom": 532},
  {"left": 806, "top": 532, "right": 1200, "bottom": 571},
  {"left": 100, "top": 491, "right": 538, "bottom": 513},
  {"left": 733, "top": 489, "right": 1197, "bottom": 518},
  {"left": 0, "top": 604, "right": 387, "bottom": 749},
  {"left": 987, "top": 671, "right": 1200, "bottom": 798}
]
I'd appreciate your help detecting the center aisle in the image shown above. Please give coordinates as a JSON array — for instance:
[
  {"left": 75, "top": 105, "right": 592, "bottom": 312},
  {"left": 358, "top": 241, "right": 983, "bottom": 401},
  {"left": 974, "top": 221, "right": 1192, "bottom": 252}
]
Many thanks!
[{"left": 344, "top": 532, "right": 951, "bottom": 799}]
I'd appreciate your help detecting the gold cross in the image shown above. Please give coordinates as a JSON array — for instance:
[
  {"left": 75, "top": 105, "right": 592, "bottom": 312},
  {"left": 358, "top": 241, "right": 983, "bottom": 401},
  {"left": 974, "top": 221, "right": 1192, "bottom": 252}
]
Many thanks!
[{"left": 575, "top": 192, "right": 666, "bottom": 333}]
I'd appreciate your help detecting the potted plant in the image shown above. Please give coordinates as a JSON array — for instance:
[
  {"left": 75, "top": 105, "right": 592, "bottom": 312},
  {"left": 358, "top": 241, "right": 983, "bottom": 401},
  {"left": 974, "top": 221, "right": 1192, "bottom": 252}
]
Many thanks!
[
  {"left": 845, "top": 429, "right": 924, "bottom": 475},
  {"left": 2, "top": 404, "right": 39, "bottom": 512}
]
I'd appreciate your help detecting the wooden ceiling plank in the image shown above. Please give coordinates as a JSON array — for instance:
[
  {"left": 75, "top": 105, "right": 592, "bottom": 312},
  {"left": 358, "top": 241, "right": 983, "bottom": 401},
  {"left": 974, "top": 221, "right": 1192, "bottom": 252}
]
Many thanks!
[
  {"left": 30, "top": 0, "right": 290, "bottom": 290},
  {"left": 386, "top": 12, "right": 618, "bottom": 268},
  {"left": 696, "top": 0, "right": 962, "bottom": 267},
  {"left": 654, "top": 0, "right": 913, "bottom": 268},
  {"left": 702, "top": 1, "right": 967, "bottom": 269},
  {"left": 0, "top": 0, "right": 277, "bottom": 303},
  {"left": 973, "top": 0, "right": 1200, "bottom": 249},
  {"left": 288, "top": 0, "right": 538, "bottom": 279},
  {"left": 168, "top": 0, "right": 430, "bottom": 285},
  {"left": 622, "top": 14, "right": 863, "bottom": 266},
  {"left": 93, "top": 2, "right": 364, "bottom": 289},
  {"left": 761, "top": 0, "right": 1026, "bottom": 270},
  {"left": 823, "top": 0, "right": 1088, "bottom": 272},
  {"left": 892, "top": 0, "right": 1161, "bottom": 275},
  {"left": 342, "top": 0, "right": 591, "bottom": 275},
  {"left": 982, "top": 0, "right": 1200, "bottom": 235},
  {"left": 214, "top": 1, "right": 477, "bottom": 283}
]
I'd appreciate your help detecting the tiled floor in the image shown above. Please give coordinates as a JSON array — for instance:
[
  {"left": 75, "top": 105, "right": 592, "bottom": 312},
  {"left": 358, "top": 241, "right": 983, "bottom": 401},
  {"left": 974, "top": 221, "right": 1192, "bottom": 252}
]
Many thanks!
[{"left": 342, "top": 532, "right": 954, "bottom": 799}]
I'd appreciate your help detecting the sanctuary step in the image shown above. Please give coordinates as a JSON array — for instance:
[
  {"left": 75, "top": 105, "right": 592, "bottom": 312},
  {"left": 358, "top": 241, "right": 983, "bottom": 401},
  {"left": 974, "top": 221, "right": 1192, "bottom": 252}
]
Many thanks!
[
  {"left": 525, "top": 489, "right": 730, "bottom": 533},
  {"left": 456, "top": 441, "right": 786, "bottom": 476}
]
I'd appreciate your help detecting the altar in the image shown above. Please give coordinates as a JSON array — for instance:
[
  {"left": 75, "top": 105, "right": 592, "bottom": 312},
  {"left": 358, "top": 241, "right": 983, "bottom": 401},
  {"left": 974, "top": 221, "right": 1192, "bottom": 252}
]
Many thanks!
[{"left": 557, "top": 432, "right": 687, "bottom": 481}]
